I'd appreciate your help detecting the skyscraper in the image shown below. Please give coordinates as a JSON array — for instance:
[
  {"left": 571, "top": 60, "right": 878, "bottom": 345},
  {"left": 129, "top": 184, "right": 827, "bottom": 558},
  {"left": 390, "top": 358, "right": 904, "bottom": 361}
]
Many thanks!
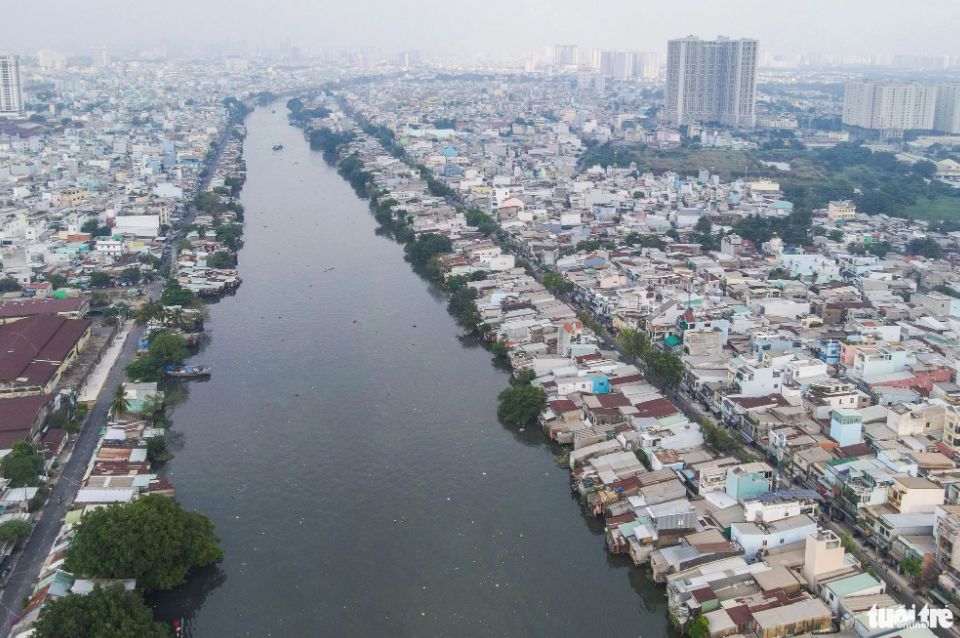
[
  {"left": 553, "top": 45, "right": 579, "bottom": 67},
  {"left": 665, "top": 36, "right": 759, "bottom": 127},
  {"left": 842, "top": 80, "right": 937, "bottom": 132},
  {"left": 92, "top": 46, "right": 110, "bottom": 67},
  {"left": 934, "top": 83, "right": 960, "bottom": 134},
  {"left": 0, "top": 55, "right": 24, "bottom": 118}
]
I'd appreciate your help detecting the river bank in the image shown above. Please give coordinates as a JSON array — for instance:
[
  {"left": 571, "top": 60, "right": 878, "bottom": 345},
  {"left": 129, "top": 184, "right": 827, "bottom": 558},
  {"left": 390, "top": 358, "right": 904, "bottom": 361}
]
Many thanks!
[{"left": 148, "top": 104, "right": 664, "bottom": 638}]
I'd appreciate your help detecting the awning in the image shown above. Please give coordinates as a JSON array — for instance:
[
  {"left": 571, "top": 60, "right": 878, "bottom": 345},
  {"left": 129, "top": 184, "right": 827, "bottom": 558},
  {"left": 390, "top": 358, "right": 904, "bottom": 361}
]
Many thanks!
[
  {"left": 740, "top": 430, "right": 754, "bottom": 444},
  {"left": 929, "top": 589, "right": 950, "bottom": 606}
]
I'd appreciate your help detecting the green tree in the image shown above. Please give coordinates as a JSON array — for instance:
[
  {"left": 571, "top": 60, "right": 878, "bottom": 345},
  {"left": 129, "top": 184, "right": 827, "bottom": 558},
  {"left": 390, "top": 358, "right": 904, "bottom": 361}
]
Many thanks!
[
  {"left": 208, "top": 251, "right": 236, "bottom": 269},
  {"left": 214, "top": 223, "right": 244, "bottom": 249},
  {"left": 463, "top": 208, "right": 499, "bottom": 235},
  {"left": 33, "top": 584, "right": 170, "bottom": 638},
  {"left": 617, "top": 328, "right": 650, "bottom": 359},
  {"left": 109, "top": 383, "right": 130, "bottom": 420},
  {"left": 120, "top": 266, "right": 141, "bottom": 284},
  {"left": 0, "top": 277, "right": 21, "bottom": 292},
  {"left": 907, "top": 237, "right": 943, "bottom": 259},
  {"left": 89, "top": 271, "right": 110, "bottom": 287},
  {"left": 688, "top": 616, "right": 710, "bottom": 638},
  {"left": 146, "top": 434, "right": 168, "bottom": 461},
  {"left": 497, "top": 384, "right": 547, "bottom": 426},
  {"left": 1, "top": 441, "right": 43, "bottom": 487},
  {"left": 147, "top": 332, "right": 189, "bottom": 368},
  {"left": 65, "top": 495, "right": 223, "bottom": 591},
  {"left": 45, "top": 273, "right": 67, "bottom": 289},
  {"left": 828, "top": 229, "right": 845, "bottom": 243},
  {"left": 80, "top": 219, "right": 100, "bottom": 234},
  {"left": 124, "top": 357, "right": 160, "bottom": 383},
  {"left": 404, "top": 233, "right": 452, "bottom": 264},
  {"left": 901, "top": 555, "right": 923, "bottom": 579},
  {"left": 865, "top": 241, "right": 892, "bottom": 258},
  {"left": 0, "top": 519, "right": 31, "bottom": 542},
  {"left": 694, "top": 216, "right": 713, "bottom": 234},
  {"left": 644, "top": 349, "right": 684, "bottom": 388},
  {"left": 286, "top": 97, "right": 304, "bottom": 114},
  {"left": 160, "top": 279, "right": 195, "bottom": 307},
  {"left": 542, "top": 272, "right": 574, "bottom": 295}
]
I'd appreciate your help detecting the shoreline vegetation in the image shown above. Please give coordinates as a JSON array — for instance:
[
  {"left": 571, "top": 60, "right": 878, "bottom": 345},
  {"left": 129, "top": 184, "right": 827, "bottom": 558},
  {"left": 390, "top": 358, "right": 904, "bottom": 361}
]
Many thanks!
[{"left": 26, "top": 97, "right": 253, "bottom": 638}]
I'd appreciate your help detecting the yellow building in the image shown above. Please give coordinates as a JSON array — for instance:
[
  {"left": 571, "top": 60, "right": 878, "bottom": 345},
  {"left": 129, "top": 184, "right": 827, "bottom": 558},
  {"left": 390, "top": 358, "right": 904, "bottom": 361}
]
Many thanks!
[{"left": 828, "top": 200, "right": 856, "bottom": 222}]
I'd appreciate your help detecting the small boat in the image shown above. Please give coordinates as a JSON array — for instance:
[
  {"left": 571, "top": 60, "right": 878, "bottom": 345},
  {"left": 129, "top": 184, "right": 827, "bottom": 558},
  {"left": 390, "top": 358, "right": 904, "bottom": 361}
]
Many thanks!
[
  {"left": 272, "top": 110, "right": 275, "bottom": 113},
  {"left": 164, "top": 365, "right": 211, "bottom": 378},
  {"left": 272, "top": 144, "right": 283, "bottom": 150}
]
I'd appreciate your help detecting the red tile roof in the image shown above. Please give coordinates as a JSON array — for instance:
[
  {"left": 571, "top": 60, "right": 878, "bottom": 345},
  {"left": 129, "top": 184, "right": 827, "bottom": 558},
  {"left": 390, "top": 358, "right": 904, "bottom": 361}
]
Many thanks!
[
  {"left": 0, "top": 297, "right": 84, "bottom": 319},
  {"left": 0, "top": 315, "right": 90, "bottom": 387}
]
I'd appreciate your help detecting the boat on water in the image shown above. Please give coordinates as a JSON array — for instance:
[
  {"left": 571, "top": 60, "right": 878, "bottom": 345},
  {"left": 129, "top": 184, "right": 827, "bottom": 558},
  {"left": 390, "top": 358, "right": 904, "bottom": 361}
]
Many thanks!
[
  {"left": 272, "top": 144, "right": 283, "bottom": 150},
  {"left": 164, "top": 365, "right": 211, "bottom": 378}
]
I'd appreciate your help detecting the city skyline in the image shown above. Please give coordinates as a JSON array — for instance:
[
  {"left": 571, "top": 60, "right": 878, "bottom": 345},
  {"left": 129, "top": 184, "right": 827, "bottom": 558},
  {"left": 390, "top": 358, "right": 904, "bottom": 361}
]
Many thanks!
[{"left": 2, "top": 0, "right": 960, "bottom": 57}]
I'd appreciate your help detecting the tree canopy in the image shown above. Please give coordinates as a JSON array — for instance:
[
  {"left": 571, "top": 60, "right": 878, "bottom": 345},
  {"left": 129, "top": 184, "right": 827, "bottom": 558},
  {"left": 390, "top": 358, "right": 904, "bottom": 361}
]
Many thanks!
[
  {"left": 0, "top": 518, "right": 31, "bottom": 542},
  {"left": 1, "top": 441, "right": 43, "bottom": 487},
  {"left": 66, "top": 495, "right": 223, "bottom": 592},
  {"left": 497, "top": 384, "right": 547, "bottom": 426},
  {"left": 33, "top": 584, "right": 170, "bottom": 638},
  {"left": 404, "top": 233, "right": 452, "bottom": 264}
]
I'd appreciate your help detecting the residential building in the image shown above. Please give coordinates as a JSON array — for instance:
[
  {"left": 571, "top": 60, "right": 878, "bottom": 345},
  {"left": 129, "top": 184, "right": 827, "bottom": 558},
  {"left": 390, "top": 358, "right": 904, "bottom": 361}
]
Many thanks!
[
  {"left": 827, "top": 200, "right": 856, "bottom": 222},
  {"left": 842, "top": 79, "right": 937, "bottom": 132},
  {"left": 665, "top": 36, "right": 759, "bottom": 127},
  {"left": 91, "top": 46, "right": 110, "bottom": 67},
  {"left": 0, "top": 55, "right": 25, "bottom": 117},
  {"left": 726, "top": 462, "right": 774, "bottom": 501},
  {"left": 829, "top": 409, "right": 863, "bottom": 447}
]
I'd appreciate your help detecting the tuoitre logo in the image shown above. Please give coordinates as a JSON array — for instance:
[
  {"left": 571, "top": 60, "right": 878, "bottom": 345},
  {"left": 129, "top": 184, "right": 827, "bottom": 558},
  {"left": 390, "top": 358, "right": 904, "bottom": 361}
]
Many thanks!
[{"left": 868, "top": 605, "right": 954, "bottom": 630}]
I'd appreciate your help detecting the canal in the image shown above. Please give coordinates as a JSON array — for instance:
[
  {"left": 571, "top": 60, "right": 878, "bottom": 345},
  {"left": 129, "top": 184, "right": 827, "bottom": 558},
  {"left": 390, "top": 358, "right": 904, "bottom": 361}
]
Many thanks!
[{"left": 152, "top": 104, "right": 668, "bottom": 637}]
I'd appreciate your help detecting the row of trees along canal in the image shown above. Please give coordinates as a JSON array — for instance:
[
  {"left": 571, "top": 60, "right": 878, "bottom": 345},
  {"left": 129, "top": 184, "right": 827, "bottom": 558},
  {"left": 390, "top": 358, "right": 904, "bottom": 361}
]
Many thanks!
[
  {"left": 295, "top": 98, "right": 690, "bottom": 438},
  {"left": 23, "top": 97, "right": 254, "bottom": 637}
]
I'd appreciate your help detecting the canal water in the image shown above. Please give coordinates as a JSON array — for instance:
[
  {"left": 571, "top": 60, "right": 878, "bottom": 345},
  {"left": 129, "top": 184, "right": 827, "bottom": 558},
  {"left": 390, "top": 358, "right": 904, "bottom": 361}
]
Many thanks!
[{"left": 152, "top": 105, "right": 668, "bottom": 637}]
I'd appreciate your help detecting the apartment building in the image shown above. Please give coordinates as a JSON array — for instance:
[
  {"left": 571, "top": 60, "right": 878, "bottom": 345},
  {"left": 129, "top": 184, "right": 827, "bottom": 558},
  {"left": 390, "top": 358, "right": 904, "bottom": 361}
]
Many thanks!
[
  {"left": 0, "top": 55, "right": 25, "bottom": 117},
  {"left": 842, "top": 80, "right": 937, "bottom": 132},
  {"left": 665, "top": 36, "right": 759, "bottom": 127}
]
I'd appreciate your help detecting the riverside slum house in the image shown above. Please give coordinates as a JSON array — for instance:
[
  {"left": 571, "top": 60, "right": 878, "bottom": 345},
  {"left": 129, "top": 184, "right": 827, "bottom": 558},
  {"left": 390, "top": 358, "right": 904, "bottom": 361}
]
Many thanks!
[
  {"left": 7, "top": 379, "right": 174, "bottom": 637},
  {"left": 0, "top": 60, "right": 268, "bottom": 298},
  {"left": 318, "top": 77, "right": 960, "bottom": 627}
]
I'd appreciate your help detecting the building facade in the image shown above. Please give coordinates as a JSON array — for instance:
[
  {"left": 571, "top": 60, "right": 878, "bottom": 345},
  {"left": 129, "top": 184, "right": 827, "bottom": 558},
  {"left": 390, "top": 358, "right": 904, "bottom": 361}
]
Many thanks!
[
  {"left": 842, "top": 80, "right": 937, "bottom": 132},
  {"left": 665, "top": 36, "right": 759, "bottom": 127},
  {"left": 0, "top": 55, "right": 25, "bottom": 117}
]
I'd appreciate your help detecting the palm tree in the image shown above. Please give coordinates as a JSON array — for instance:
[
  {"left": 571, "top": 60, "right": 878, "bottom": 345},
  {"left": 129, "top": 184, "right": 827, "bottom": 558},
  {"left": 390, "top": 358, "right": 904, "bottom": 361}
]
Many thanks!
[
  {"left": 109, "top": 383, "right": 130, "bottom": 420},
  {"left": 168, "top": 307, "right": 188, "bottom": 331},
  {"left": 135, "top": 300, "right": 163, "bottom": 327}
]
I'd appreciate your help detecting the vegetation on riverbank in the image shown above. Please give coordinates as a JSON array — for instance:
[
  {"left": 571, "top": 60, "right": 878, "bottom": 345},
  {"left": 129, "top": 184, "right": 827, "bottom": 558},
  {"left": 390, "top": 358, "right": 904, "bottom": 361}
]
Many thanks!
[
  {"left": 65, "top": 495, "right": 223, "bottom": 592},
  {"left": 33, "top": 584, "right": 170, "bottom": 638}
]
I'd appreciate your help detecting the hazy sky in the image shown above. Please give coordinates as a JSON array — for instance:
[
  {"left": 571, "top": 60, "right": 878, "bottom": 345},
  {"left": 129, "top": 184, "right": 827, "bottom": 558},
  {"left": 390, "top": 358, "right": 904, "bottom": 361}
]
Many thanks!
[{"left": 2, "top": 0, "right": 958, "bottom": 57}]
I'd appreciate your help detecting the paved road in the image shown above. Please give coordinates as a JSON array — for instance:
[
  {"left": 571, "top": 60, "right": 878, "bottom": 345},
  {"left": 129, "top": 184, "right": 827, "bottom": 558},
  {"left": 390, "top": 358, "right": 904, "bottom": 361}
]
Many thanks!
[{"left": 0, "top": 323, "right": 144, "bottom": 629}]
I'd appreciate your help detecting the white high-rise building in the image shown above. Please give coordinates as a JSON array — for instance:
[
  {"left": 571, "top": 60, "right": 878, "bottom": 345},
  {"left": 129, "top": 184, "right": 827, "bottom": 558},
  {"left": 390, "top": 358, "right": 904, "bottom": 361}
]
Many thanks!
[
  {"left": 934, "top": 83, "right": 960, "bottom": 134},
  {"left": 225, "top": 57, "right": 249, "bottom": 73},
  {"left": 665, "top": 36, "right": 759, "bottom": 127},
  {"left": 591, "top": 49, "right": 602, "bottom": 71},
  {"left": 842, "top": 80, "right": 937, "bottom": 131},
  {"left": 92, "top": 46, "right": 110, "bottom": 67},
  {"left": 636, "top": 52, "right": 659, "bottom": 79},
  {"left": 0, "top": 55, "right": 25, "bottom": 117},
  {"left": 554, "top": 45, "right": 579, "bottom": 67}
]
